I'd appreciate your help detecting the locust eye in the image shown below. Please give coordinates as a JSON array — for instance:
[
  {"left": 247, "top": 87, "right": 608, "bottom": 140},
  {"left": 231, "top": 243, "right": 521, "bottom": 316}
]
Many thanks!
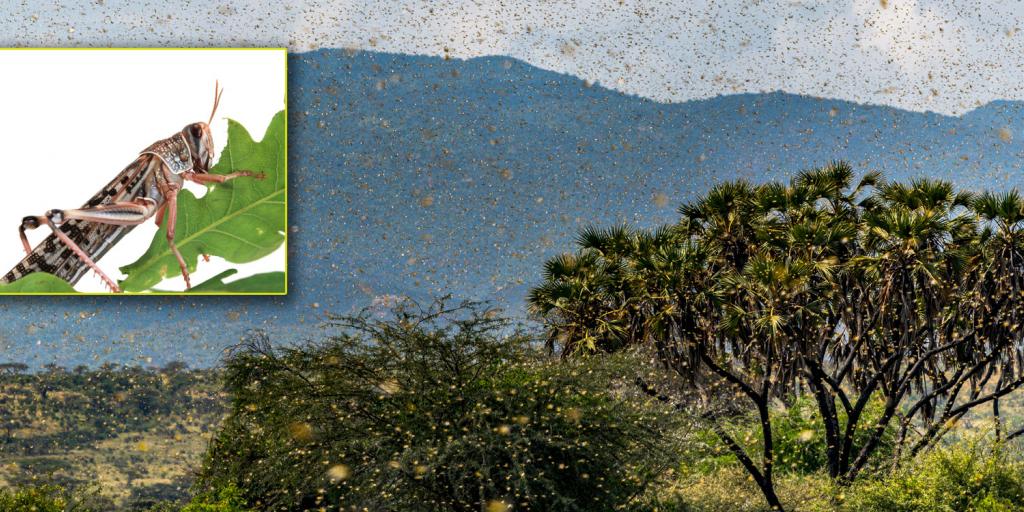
[{"left": 190, "top": 124, "right": 203, "bottom": 138}]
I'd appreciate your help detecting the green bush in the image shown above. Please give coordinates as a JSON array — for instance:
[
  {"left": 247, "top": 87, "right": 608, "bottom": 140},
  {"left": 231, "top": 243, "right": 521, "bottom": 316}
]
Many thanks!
[
  {"left": 179, "top": 485, "right": 252, "bottom": 512},
  {"left": 844, "top": 441, "right": 1024, "bottom": 512},
  {"left": 0, "top": 485, "right": 67, "bottom": 512},
  {"left": 195, "top": 298, "right": 683, "bottom": 511},
  {"left": 651, "top": 440, "right": 1024, "bottom": 512},
  {"left": 0, "top": 484, "right": 104, "bottom": 512}
]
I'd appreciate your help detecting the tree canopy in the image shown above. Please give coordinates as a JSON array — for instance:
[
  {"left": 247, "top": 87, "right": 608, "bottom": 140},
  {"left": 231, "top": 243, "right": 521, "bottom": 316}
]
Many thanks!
[
  {"left": 197, "top": 298, "right": 682, "bottom": 511},
  {"left": 529, "top": 162, "right": 1024, "bottom": 511}
]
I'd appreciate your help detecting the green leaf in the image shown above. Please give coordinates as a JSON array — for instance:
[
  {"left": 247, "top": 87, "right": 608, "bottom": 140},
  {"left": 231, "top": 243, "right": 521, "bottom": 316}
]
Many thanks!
[
  {"left": 172, "top": 269, "right": 286, "bottom": 293},
  {"left": 118, "top": 111, "right": 286, "bottom": 292},
  {"left": 0, "top": 272, "right": 77, "bottom": 293}
]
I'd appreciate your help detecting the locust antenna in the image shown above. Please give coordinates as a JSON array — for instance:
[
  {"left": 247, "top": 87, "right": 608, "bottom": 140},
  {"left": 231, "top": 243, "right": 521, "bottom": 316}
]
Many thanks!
[{"left": 208, "top": 80, "right": 224, "bottom": 125}]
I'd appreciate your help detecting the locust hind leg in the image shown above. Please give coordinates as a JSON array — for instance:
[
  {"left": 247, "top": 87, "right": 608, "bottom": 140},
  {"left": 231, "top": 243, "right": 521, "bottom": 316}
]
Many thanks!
[
  {"left": 44, "top": 218, "right": 121, "bottom": 292},
  {"left": 20, "top": 198, "right": 158, "bottom": 292},
  {"left": 163, "top": 187, "right": 191, "bottom": 290}
]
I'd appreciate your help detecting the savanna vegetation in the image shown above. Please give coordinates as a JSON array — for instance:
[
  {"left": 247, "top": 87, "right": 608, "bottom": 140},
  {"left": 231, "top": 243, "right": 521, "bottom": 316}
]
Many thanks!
[
  {"left": 0, "top": 361, "right": 224, "bottom": 510},
  {"left": 8, "top": 164, "right": 1024, "bottom": 511},
  {"left": 195, "top": 298, "right": 684, "bottom": 511},
  {"left": 529, "top": 162, "right": 1024, "bottom": 510}
]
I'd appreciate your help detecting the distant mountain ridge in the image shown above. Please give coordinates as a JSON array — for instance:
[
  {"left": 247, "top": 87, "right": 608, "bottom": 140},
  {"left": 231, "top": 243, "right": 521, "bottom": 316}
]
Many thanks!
[{"left": 3, "top": 49, "right": 1024, "bottom": 368}]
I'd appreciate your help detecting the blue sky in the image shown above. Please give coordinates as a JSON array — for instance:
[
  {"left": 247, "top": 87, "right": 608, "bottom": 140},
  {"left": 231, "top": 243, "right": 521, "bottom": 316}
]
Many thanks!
[{"left": 1, "top": 0, "right": 1022, "bottom": 115}]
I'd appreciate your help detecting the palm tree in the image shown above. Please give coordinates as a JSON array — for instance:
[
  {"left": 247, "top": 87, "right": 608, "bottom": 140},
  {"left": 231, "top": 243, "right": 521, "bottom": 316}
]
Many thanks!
[
  {"left": 527, "top": 248, "right": 630, "bottom": 354},
  {"left": 956, "top": 191, "right": 1024, "bottom": 442},
  {"left": 679, "top": 180, "right": 760, "bottom": 271},
  {"left": 529, "top": 163, "right": 1024, "bottom": 511}
]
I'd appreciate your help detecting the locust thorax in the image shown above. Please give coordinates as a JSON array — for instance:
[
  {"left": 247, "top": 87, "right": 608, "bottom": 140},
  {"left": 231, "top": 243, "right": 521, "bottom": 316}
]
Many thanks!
[{"left": 182, "top": 122, "right": 215, "bottom": 173}]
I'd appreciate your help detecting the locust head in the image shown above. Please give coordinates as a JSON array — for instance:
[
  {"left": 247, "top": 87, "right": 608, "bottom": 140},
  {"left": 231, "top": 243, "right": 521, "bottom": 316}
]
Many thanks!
[
  {"left": 182, "top": 81, "right": 223, "bottom": 173},
  {"left": 183, "top": 122, "right": 215, "bottom": 173}
]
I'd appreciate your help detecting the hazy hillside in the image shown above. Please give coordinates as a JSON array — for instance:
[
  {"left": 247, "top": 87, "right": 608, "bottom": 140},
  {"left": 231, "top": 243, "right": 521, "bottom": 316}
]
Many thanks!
[
  {"left": 4, "top": 49, "right": 1024, "bottom": 368},
  {"left": 0, "top": 364, "right": 225, "bottom": 509}
]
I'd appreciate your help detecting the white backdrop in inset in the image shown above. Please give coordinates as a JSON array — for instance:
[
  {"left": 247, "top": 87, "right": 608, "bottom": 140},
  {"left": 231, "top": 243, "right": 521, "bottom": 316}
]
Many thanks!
[{"left": 0, "top": 49, "right": 286, "bottom": 292}]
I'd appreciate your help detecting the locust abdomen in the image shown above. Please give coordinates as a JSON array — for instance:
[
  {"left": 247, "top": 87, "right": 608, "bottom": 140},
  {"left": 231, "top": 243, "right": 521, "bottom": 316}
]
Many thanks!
[{"left": 0, "top": 154, "right": 161, "bottom": 286}]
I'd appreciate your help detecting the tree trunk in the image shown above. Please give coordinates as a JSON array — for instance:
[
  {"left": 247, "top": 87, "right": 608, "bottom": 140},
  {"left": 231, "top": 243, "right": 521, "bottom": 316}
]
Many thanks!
[
  {"left": 806, "top": 372, "right": 841, "bottom": 478},
  {"left": 708, "top": 417, "right": 785, "bottom": 512},
  {"left": 757, "top": 400, "right": 784, "bottom": 511},
  {"left": 994, "top": 397, "right": 1002, "bottom": 442},
  {"left": 757, "top": 481, "right": 784, "bottom": 512}
]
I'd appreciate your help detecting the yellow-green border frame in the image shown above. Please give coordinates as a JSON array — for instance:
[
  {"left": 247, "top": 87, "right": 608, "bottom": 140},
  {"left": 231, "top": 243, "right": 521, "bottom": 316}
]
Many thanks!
[{"left": 0, "top": 47, "right": 289, "bottom": 296}]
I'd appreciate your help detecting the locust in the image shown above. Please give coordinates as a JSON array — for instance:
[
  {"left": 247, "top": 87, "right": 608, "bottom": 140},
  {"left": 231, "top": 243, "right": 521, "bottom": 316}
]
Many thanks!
[{"left": 0, "top": 82, "right": 264, "bottom": 292}]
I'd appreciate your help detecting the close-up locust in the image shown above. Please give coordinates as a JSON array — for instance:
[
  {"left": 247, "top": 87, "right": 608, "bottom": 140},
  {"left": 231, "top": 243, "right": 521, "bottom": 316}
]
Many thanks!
[{"left": 0, "top": 82, "right": 264, "bottom": 293}]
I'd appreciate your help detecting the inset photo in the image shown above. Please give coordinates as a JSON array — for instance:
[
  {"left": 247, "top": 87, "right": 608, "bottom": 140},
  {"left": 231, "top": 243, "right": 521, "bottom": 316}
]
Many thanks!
[{"left": 0, "top": 49, "right": 287, "bottom": 294}]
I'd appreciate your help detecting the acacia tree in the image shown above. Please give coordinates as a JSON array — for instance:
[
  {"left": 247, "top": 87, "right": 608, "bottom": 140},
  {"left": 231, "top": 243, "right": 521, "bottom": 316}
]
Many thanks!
[
  {"left": 528, "top": 162, "right": 1024, "bottom": 511},
  {"left": 198, "top": 298, "right": 682, "bottom": 511}
]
